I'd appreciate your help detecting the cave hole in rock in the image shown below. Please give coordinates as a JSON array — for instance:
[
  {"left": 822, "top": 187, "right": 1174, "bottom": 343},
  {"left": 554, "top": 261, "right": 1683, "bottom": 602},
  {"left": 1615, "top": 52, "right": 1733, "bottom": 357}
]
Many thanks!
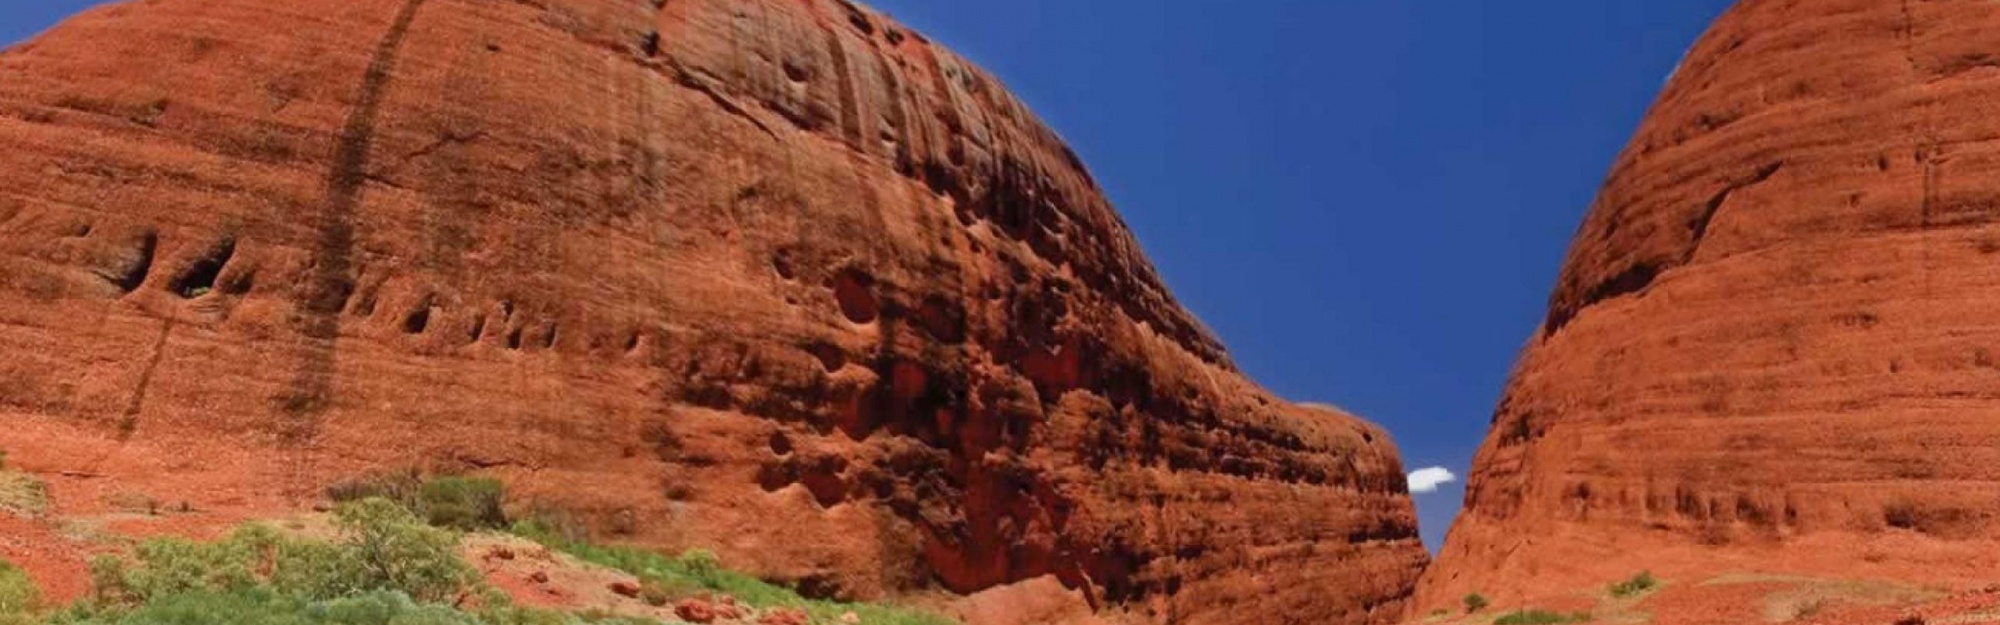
[
  {"left": 468, "top": 314, "right": 487, "bottom": 342},
  {"left": 807, "top": 342, "right": 846, "bottom": 372},
  {"left": 115, "top": 231, "right": 159, "bottom": 293},
  {"left": 401, "top": 295, "right": 435, "bottom": 334},
  {"left": 169, "top": 238, "right": 235, "bottom": 298},
  {"left": 769, "top": 430, "right": 794, "bottom": 456},
  {"left": 773, "top": 251, "right": 799, "bottom": 280},
  {"left": 625, "top": 330, "right": 643, "bottom": 353},
  {"left": 915, "top": 295, "right": 966, "bottom": 344},
  {"left": 506, "top": 326, "right": 524, "bottom": 350},
  {"left": 832, "top": 268, "right": 880, "bottom": 323},
  {"left": 801, "top": 460, "right": 849, "bottom": 508},
  {"left": 353, "top": 287, "right": 380, "bottom": 318},
  {"left": 757, "top": 462, "right": 795, "bottom": 493}
]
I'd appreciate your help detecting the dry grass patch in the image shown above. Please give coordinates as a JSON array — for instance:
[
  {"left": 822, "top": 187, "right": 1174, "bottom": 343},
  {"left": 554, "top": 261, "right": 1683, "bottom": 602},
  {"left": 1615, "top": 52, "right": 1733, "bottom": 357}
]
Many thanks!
[
  {"left": 0, "top": 471, "right": 49, "bottom": 518},
  {"left": 1701, "top": 574, "right": 1945, "bottom": 623}
]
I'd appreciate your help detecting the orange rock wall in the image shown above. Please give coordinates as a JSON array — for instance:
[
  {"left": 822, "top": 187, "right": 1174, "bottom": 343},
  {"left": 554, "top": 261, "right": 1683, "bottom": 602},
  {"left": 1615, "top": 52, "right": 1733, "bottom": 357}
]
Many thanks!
[
  {"left": 0, "top": 1, "right": 1426, "bottom": 623},
  {"left": 1422, "top": 0, "right": 2000, "bottom": 612}
]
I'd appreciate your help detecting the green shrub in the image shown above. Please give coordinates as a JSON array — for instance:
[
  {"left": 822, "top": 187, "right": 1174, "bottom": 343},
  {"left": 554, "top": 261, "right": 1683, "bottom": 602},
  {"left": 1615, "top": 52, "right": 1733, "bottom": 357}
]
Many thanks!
[
  {"left": 86, "top": 556, "right": 129, "bottom": 607},
  {"left": 417, "top": 477, "right": 507, "bottom": 531},
  {"left": 328, "top": 498, "right": 476, "bottom": 603},
  {"left": 1464, "top": 593, "right": 1491, "bottom": 614},
  {"left": 326, "top": 469, "right": 424, "bottom": 509},
  {"left": 29, "top": 497, "right": 728, "bottom": 625},
  {"left": 46, "top": 589, "right": 543, "bottom": 625},
  {"left": 1608, "top": 571, "right": 1658, "bottom": 598},
  {"left": 92, "top": 498, "right": 474, "bottom": 609},
  {"left": 0, "top": 560, "right": 38, "bottom": 616},
  {"left": 329, "top": 472, "right": 507, "bottom": 532},
  {"left": 1493, "top": 609, "right": 1592, "bottom": 625}
]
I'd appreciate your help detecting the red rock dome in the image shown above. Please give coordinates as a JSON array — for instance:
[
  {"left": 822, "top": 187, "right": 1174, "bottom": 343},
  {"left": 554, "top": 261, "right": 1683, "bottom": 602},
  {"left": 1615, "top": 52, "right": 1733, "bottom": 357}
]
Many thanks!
[
  {"left": 0, "top": 1, "right": 1425, "bottom": 623},
  {"left": 1422, "top": 0, "right": 2000, "bottom": 612}
]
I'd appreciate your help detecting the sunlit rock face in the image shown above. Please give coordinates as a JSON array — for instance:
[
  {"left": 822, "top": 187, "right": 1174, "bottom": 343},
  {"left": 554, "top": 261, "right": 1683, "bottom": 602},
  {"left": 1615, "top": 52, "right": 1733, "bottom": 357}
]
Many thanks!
[
  {"left": 0, "top": 1, "right": 1425, "bottom": 623},
  {"left": 1421, "top": 0, "right": 2000, "bottom": 613}
]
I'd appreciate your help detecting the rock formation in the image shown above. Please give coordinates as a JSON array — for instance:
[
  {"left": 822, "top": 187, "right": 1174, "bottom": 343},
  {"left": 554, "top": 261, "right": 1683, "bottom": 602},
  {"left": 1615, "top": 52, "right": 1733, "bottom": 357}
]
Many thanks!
[
  {"left": 1421, "top": 0, "right": 2000, "bottom": 611},
  {"left": 0, "top": 1, "right": 1426, "bottom": 623}
]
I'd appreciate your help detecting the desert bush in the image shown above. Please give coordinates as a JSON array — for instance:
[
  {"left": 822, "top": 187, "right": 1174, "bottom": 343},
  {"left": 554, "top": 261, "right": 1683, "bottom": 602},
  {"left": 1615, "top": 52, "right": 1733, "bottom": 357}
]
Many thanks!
[
  {"left": 417, "top": 476, "right": 507, "bottom": 531},
  {"left": 329, "top": 471, "right": 507, "bottom": 531},
  {"left": 32, "top": 496, "right": 748, "bottom": 625},
  {"left": 1608, "top": 571, "right": 1658, "bottom": 598},
  {"left": 0, "top": 560, "right": 38, "bottom": 617},
  {"left": 1493, "top": 609, "right": 1592, "bottom": 625},
  {"left": 91, "top": 498, "right": 474, "bottom": 609},
  {"left": 327, "top": 468, "right": 425, "bottom": 509},
  {"left": 0, "top": 472, "right": 49, "bottom": 518},
  {"left": 328, "top": 498, "right": 477, "bottom": 603},
  {"left": 1464, "top": 593, "right": 1491, "bottom": 614}
]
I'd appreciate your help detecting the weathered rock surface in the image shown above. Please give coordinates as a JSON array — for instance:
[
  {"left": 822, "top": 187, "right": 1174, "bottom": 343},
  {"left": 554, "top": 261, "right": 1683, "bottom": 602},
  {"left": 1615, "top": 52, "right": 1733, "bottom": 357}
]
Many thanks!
[
  {"left": 1421, "top": 0, "right": 2000, "bottom": 613},
  {"left": 0, "top": 1, "right": 1426, "bottom": 623}
]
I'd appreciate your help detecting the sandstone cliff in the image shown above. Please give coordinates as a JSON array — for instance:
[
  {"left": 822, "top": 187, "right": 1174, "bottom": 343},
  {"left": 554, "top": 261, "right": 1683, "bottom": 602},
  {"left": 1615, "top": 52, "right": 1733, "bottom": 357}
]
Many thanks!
[
  {"left": 0, "top": 1, "right": 1426, "bottom": 623},
  {"left": 1421, "top": 0, "right": 2000, "bottom": 612}
]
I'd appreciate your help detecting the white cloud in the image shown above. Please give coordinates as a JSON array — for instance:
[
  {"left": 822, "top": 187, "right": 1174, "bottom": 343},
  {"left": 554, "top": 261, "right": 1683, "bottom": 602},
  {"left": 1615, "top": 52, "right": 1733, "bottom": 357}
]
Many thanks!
[{"left": 1407, "top": 467, "right": 1458, "bottom": 495}]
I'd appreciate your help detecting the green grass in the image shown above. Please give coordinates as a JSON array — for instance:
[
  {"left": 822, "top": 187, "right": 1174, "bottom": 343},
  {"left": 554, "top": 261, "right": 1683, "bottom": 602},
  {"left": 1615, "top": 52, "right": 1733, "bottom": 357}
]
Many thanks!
[
  {"left": 511, "top": 520, "right": 954, "bottom": 625},
  {"left": 1608, "top": 571, "right": 1659, "bottom": 598},
  {"left": 1492, "top": 609, "right": 1592, "bottom": 625}
]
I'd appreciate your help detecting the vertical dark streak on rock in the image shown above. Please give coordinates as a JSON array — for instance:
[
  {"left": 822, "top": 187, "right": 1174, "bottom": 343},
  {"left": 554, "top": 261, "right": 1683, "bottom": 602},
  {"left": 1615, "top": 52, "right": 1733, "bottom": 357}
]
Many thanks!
[
  {"left": 874, "top": 39, "right": 912, "bottom": 174},
  {"left": 118, "top": 316, "right": 176, "bottom": 441},
  {"left": 1902, "top": 0, "right": 1936, "bottom": 298},
  {"left": 820, "top": 18, "right": 862, "bottom": 147},
  {"left": 282, "top": 0, "right": 428, "bottom": 494}
]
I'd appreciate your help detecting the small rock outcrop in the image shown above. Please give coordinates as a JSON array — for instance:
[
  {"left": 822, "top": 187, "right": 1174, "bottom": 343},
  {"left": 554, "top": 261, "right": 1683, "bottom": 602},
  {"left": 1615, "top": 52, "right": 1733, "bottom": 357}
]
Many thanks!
[{"left": 0, "top": 1, "right": 1425, "bottom": 623}]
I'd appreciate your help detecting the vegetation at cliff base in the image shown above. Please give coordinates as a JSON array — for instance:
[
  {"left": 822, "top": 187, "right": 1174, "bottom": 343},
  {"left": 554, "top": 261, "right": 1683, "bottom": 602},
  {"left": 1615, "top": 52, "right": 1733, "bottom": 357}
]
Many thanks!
[
  {"left": 0, "top": 560, "right": 39, "bottom": 622},
  {"left": 1608, "top": 571, "right": 1659, "bottom": 598},
  {"left": 511, "top": 518, "right": 953, "bottom": 625},
  {"left": 326, "top": 469, "right": 507, "bottom": 531},
  {"left": 1492, "top": 609, "right": 1592, "bottom": 625},
  {"left": 1464, "top": 593, "right": 1491, "bottom": 613},
  {"left": 0, "top": 471, "right": 955, "bottom": 625},
  {"left": 0, "top": 498, "right": 648, "bottom": 624}
]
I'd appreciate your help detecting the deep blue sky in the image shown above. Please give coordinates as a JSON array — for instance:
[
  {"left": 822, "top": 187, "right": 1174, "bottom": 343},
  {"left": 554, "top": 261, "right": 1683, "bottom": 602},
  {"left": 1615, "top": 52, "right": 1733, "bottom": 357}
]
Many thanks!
[{"left": 1, "top": 1, "right": 1736, "bottom": 550}]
